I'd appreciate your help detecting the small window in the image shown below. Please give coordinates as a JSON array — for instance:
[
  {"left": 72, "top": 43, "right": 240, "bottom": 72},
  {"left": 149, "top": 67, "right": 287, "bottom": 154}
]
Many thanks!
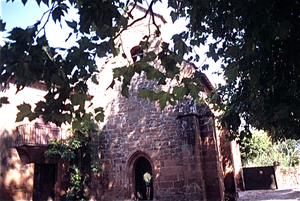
[{"left": 130, "top": 46, "right": 143, "bottom": 62}]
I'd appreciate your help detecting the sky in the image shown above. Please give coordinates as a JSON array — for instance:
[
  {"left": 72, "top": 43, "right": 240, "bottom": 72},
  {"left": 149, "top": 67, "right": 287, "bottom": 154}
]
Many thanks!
[
  {"left": 0, "top": 0, "right": 224, "bottom": 86},
  {"left": 1, "top": 1, "right": 47, "bottom": 31},
  {"left": 0, "top": 0, "right": 78, "bottom": 48}
]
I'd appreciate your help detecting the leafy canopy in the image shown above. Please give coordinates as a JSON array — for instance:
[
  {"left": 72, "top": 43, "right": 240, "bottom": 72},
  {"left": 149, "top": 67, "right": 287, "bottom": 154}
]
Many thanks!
[
  {"left": 1, "top": 0, "right": 300, "bottom": 140},
  {"left": 173, "top": 0, "right": 300, "bottom": 140},
  {"left": 240, "top": 131, "right": 300, "bottom": 167}
]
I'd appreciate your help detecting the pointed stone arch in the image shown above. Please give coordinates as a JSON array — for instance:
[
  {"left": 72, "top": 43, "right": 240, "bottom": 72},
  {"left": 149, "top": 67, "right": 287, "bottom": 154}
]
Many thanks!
[{"left": 127, "top": 150, "right": 154, "bottom": 200}]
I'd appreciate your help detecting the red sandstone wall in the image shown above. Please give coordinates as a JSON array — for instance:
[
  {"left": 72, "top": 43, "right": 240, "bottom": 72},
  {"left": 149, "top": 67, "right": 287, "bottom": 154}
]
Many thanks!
[
  {"left": 96, "top": 95, "right": 206, "bottom": 200},
  {"left": 91, "top": 72, "right": 226, "bottom": 200},
  {"left": 199, "top": 115, "right": 225, "bottom": 200},
  {"left": 0, "top": 85, "right": 69, "bottom": 201},
  {"left": 88, "top": 5, "right": 230, "bottom": 201},
  {"left": 275, "top": 166, "right": 300, "bottom": 188}
]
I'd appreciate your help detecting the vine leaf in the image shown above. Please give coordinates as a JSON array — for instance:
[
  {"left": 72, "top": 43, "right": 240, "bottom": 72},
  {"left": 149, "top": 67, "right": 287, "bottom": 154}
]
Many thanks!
[
  {"left": 0, "top": 19, "right": 6, "bottom": 31},
  {"left": 16, "top": 103, "right": 32, "bottom": 122}
]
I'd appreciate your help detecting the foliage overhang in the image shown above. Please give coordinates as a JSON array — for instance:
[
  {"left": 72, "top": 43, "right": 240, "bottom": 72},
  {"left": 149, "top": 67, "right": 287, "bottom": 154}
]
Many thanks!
[{"left": 0, "top": 0, "right": 299, "bottom": 141}]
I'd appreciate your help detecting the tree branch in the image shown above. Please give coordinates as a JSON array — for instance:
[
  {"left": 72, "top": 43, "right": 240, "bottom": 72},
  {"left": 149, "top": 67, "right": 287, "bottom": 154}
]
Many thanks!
[
  {"left": 149, "top": 3, "right": 161, "bottom": 36},
  {"left": 114, "top": 0, "right": 155, "bottom": 40},
  {"left": 35, "top": 3, "right": 55, "bottom": 37}
]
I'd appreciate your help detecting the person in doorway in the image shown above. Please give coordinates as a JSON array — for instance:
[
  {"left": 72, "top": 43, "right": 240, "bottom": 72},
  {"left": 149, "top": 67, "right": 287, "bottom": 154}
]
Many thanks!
[{"left": 143, "top": 170, "right": 151, "bottom": 200}]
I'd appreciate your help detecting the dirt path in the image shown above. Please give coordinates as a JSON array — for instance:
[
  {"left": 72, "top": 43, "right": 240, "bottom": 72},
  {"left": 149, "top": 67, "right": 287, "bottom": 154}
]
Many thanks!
[{"left": 238, "top": 187, "right": 300, "bottom": 201}]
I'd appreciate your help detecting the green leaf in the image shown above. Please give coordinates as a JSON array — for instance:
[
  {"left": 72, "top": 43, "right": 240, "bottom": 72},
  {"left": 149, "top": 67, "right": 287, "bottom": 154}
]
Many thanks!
[
  {"left": 9, "top": 27, "right": 25, "bottom": 41},
  {"left": 275, "top": 20, "right": 293, "bottom": 40},
  {"left": 170, "top": 11, "right": 178, "bottom": 23},
  {"left": 188, "top": 84, "right": 202, "bottom": 99},
  {"left": 224, "top": 65, "right": 239, "bottom": 83},
  {"left": 21, "top": 0, "right": 28, "bottom": 6},
  {"left": 59, "top": 3, "right": 69, "bottom": 13},
  {"left": 144, "top": 66, "right": 164, "bottom": 80},
  {"left": 0, "top": 19, "right": 6, "bottom": 31},
  {"left": 36, "top": 0, "right": 42, "bottom": 6},
  {"left": 72, "top": 120, "right": 80, "bottom": 131},
  {"left": 94, "top": 107, "right": 105, "bottom": 121},
  {"left": 66, "top": 20, "right": 77, "bottom": 29},
  {"left": 206, "top": 43, "right": 219, "bottom": 62},
  {"left": 275, "top": 103, "right": 289, "bottom": 120},
  {"left": 121, "top": 84, "right": 129, "bottom": 98},
  {"left": 173, "top": 86, "right": 188, "bottom": 100},
  {"left": 142, "top": 51, "right": 156, "bottom": 62},
  {"left": 202, "top": 64, "right": 209, "bottom": 71},
  {"left": 42, "top": 0, "right": 49, "bottom": 6},
  {"left": 172, "top": 34, "right": 188, "bottom": 61},
  {"left": 117, "top": 15, "right": 128, "bottom": 29},
  {"left": 156, "top": 91, "right": 173, "bottom": 110},
  {"left": 95, "top": 113, "right": 104, "bottom": 122},
  {"left": 52, "top": 7, "right": 64, "bottom": 23},
  {"left": 0, "top": 97, "right": 9, "bottom": 108},
  {"left": 94, "top": 107, "right": 104, "bottom": 113},
  {"left": 138, "top": 89, "right": 151, "bottom": 99},
  {"left": 51, "top": 112, "right": 66, "bottom": 123},
  {"left": 16, "top": 103, "right": 32, "bottom": 122},
  {"left": 64, "top": 114, "right": 72, "bottom": 123},
  {"left": 91, "top": 74, "right": 99, "bottom": 84},
  {"left": 71, "top": 93, "right": 89, "bottom": 106},
  {"left": 190, "top": 39, "right": 200, "bottom": 46},
  {"left": 28, "top": 113, "right": 38, "bottom": 121}
]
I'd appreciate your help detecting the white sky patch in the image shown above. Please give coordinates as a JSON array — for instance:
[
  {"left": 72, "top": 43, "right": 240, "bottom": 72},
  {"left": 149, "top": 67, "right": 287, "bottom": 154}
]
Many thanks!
[
  {"left": 0, "top": 3, "right": 3, "bottom": 46},
  {"left": 151, "top": 1, "right": 225, "bottom": 86}
]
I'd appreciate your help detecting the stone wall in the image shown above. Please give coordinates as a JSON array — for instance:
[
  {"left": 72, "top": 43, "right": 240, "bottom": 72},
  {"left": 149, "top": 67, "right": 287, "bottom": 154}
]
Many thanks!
[
  {"left": 275, "top": 166, "right": 300, "bottom": 188},
  {"left": 218, "top": 129, "right": 245, "bottom": 200},
  {"left": 93, "top": 92, "right": 206, "bottom": 200},
  {"left": 0, "top": 84, "right": 69, "bottom": 201},
  {"left": 0, "top": 138, "right": 68, "bottom": 201},
  {"left": 87, "top": 4, "right": 240, "bottom": 201},
  {"left": 91, "top": 50, "right": 230, "bottom": 199},
  {"left": 178, "top": 100, "right": 225, "bottom": 200}
]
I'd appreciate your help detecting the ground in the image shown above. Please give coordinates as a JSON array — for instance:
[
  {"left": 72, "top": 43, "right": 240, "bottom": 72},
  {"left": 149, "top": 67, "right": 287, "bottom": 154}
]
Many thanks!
[{"left": 238, "top": 187, "right": 300, "bottom": 201}]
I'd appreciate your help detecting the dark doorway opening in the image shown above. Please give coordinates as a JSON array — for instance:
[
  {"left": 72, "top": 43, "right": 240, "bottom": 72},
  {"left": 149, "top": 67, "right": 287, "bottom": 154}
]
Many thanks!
[
  {"left": 33, "top": 164, "right": 56, "bottom": 201},
  {"left": 243, "top": 166, "right": 278, "bottom": 190},
  {"left": 135, "top": 157, "right": 153, "bottom": 200}
]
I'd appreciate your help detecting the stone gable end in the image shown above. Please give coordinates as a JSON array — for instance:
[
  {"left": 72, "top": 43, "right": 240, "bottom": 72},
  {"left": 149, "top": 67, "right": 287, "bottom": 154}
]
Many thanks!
[{"left": 88, "top": 4, "right": 242, "bottom": 201}]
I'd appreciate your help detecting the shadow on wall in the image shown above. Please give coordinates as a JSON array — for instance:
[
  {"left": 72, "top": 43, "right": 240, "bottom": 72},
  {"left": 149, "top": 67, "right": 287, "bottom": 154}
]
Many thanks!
[
  {"left": 95, "top": 73, "right": 182, "bottom": 200},
  {"left": 0, "top": 129, "right": 34, "bottom": 200},
  {"left": 219, "top": 131, "right": 239, "bottom": 201},
  {"left": 0, "top": 129, "right": 14, "bottom": 201}
]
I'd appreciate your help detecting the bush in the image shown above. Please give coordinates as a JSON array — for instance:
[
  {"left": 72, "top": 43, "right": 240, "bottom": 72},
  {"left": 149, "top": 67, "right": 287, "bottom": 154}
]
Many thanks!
[{"left": 240, "top": 131, "right": 300, "bottom": 167}]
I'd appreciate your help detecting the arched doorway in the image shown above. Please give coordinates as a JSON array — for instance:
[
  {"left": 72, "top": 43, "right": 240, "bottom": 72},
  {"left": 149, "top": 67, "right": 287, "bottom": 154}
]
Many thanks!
[{"left": 135, "top": 156, "right": 153, "bottom": 200}]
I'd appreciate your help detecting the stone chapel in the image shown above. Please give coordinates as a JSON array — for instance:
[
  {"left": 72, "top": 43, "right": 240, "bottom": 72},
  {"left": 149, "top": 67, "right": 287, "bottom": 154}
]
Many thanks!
[
  {"left": 0, "top": 3, "right": 244, "bottom": 201},
  {"left": 88, "top": 4, "right": 244, "bottom": 201}
]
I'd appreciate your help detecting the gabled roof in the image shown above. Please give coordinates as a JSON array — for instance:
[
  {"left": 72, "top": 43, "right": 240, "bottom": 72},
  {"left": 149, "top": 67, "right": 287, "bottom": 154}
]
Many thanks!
[
  {"left": 201, "top": 73, "right": 214, "bottom": 92},
  {"left": 181, "top": 61, "right": 214, "bottom": 92}
]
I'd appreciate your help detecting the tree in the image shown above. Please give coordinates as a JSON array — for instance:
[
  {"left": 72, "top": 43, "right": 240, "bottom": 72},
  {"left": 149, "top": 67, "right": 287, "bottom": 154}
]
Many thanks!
[
  {"left": 171, "top": 0, "right": 300, "bottom": 140},
  {"left": 276, "top": 139, "right": 300, "bottom": 167},
  {"left": 240, "top": 130, "right": 300, "bottom": 167},
  {"left": 217, "top": 1, "right": 299, "bottom": 140},
  {"left": 45, "top": 114, "right": 102, "bottom": 200},
  {"left": 1, "top": 0, "right": 300, "bottom": 140}
]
